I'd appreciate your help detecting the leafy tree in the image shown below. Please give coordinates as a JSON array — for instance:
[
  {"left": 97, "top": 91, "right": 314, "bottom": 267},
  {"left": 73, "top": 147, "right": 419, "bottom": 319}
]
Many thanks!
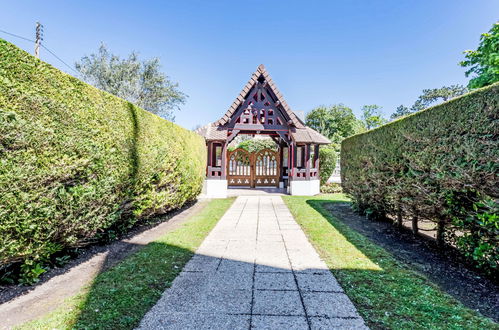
[
  {"left": 361, "top": 104, "right": 387, "bottom": 130},
  {"left": 305, "top": 104, "right": 365, "bottom": 150},
  {"left": 460, "top": 22, "right": 499, "bottom": 89},
  {"left": 390, "top": 85, "right": 468, "bottom": 119},
  {"left": 390, "top": 105, "right": 411, "bottom": 120},
  {"left": 411, "top": 85, "right": 468, "bottom": 112},
  {"left": 76, "top": 43, "right": 186, "bottom": 120},
  {"left": 319, "top": 146, "right": 337, "bottom": 186}
]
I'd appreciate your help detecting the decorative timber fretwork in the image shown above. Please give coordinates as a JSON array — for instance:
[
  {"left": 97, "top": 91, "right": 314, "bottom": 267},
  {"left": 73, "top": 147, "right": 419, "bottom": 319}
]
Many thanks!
[
  {"left": 196, "top": 64, "right": 331, "bottom": 187},
  {"left": 227, "top": 148, "right": 279, "bottom": 187}
]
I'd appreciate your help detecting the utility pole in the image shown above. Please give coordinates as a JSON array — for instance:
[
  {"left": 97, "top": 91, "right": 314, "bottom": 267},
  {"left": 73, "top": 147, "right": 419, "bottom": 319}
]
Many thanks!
[{"left": 35, "top": 22, "right": 43, "bottom": 58}]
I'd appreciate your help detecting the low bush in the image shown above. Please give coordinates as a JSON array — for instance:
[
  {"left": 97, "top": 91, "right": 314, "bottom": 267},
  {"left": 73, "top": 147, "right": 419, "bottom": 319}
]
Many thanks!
[
  {"left": 341, "top": 83, "right": 498, "bottom": 274},
  {"left": 320, "top": 182, "right": 342, "bottom": 194},
  {"left": 319, "top": 146, "right": 337, "bottom": 185},
  {"left": 0, "top": 39, "right": 206, "bottom": 283}
]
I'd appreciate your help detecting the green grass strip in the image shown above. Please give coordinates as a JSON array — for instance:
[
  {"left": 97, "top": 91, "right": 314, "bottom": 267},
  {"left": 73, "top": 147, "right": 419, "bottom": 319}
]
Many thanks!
[
  {"left": 18, "top": 198, "right": 235, "bottom": 330},
  {"left": 282, "top": 194, "right": 497, "bottom": 330}
]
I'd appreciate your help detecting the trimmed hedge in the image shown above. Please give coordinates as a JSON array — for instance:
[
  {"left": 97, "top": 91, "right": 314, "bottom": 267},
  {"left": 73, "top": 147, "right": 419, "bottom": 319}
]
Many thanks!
[
  {"left": 0, "top": 39, "right": 206, "bottom": 281},
  {"left": 341, "top": 83, "right": 498, "bottom": 274}
]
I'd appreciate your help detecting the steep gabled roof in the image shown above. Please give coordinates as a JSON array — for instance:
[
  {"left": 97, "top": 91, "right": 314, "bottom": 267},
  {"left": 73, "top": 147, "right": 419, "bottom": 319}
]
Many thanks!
[{"left": 215, "top": 64, "right": 305, "bottom": 128}]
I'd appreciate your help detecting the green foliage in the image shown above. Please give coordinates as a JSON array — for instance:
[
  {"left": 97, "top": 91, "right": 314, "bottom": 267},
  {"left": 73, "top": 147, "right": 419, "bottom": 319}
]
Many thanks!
[
  {"left": 411, "top": 85, "right": 469, "bottom": 112},
  {"left": 318, "top": 146, "right": 337, "bottom": 185},
  {"left": 320, "top": 182, "right": 342, "bottom": 194},
  {"left": 76, "top": 43, "right": 186, "bottom": 120},
  {"left": 390, "top": 105, "right": 411, "bottom": 119},
  {"left": 391, "top": 85, "right": 468, "bottom": 119},
  {"left": 461, "top": 22, "right": 499, "bottom": 89},
  {"left": 448, "top": 195, "right": 498, "bottom": 272},
  {"left": 341, "top": 83, "right": 499, "bottom": 274},
  {"left": 0, "top": 39, "right": 206, "bottom": 283},
  {"left": 19, "top": 261, "right": 46, "bottom": 285},
  {"left": 230, "top": 138, "right": 277, "bottom": 152},
  {"left": 305, "top": 104, "right": 365, "bottom": 151},
  {"left": 361, "top": 104, "right": 387, "bottom": 130}
]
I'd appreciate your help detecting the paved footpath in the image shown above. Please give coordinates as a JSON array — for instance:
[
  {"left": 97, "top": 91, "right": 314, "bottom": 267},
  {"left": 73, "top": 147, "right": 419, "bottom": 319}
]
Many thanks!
[{"left": 139, "top": 196, "right": 367, "bottom": 329}]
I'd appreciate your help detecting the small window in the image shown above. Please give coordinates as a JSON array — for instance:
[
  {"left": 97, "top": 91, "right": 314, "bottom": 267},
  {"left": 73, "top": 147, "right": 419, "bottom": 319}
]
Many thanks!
[
  {"left": 283, "top": 147, "right": 288, "bottom": 167},
  {"left": 310, "top": 147, "right": 315, "bottom": 168},
  {"left": 215, "top": 145, "right": 222, "bottom": 167},
  {"left": 296, "top": 146, "right": 303, "bottom": 168}
]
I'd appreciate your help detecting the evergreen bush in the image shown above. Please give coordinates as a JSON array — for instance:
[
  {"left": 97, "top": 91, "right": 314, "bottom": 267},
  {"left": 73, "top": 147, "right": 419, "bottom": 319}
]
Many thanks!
[
  {"left": 341, "top": 83, "right": 498, "bottom": 274},
  {"left": 0, "top": 39, "right": 206, "bottom": 282}
]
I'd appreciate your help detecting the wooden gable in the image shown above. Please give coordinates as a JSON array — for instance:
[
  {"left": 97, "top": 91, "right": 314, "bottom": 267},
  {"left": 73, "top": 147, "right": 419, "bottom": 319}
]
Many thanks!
[{"left": 216, "top": 64, "right": 305, "bottom": 130}]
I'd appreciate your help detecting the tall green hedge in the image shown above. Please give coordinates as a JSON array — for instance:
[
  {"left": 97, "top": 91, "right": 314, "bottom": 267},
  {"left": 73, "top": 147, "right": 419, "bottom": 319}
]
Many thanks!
[
  {"left": 0, "top": 39, "right": 206, "bottom": 278},
  {"left": 341, "top": 83, "right": 498, "bottom": 274}
]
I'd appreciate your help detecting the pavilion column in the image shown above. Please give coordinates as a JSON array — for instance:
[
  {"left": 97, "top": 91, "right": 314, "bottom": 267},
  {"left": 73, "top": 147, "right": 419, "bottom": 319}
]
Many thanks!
[
  {"left": 221, "top": 142, "right": 227, "bottom": 179},
  {"left": 314, "top": 144, "right": 320, "bottom": 176},
  {"left": 206, "top": 141, "right": 212, "bottom": 178},
  {"left": 289, "top": 142, "right": 296, "bottom": 181},
  {"left": 305, "top": 144, "right": 311, "bottom": 180},
  {"left": 202, "top": 140, "right": 228, "bottom": 198},
  {"left": 278, "top": 141, "right": 285, "bottom": 188}
]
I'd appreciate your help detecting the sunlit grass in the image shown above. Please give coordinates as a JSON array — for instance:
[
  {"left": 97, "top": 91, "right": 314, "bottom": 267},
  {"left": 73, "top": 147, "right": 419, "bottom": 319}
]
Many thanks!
[{"left": 283, "top": 194, "right": 497, "bottom": 329}]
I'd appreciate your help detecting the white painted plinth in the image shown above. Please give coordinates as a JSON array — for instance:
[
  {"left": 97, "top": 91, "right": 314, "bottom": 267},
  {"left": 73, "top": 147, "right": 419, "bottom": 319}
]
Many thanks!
[
  {"left": 202, "top": 179, "right": 228, "bottom": 198},
  {"left": 288, "top": 179, "right": 320, "bottom": 196}
]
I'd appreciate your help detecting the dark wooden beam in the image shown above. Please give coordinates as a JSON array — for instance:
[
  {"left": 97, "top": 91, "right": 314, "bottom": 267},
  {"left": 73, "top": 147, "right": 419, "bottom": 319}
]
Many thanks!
[
  {"left": 232, "top": 123, "right": 288, "bottom": 131},
  {"left": 226, "top": 129, "right": 240, "bottom": 145}
]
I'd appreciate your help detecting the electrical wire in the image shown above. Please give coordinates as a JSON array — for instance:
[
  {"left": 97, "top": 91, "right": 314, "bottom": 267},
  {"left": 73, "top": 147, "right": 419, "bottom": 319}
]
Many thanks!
[
  {"left": 40, "top": 44, "right": 80, "bottom": 76},
  {"left": 0, "top": 28, "right": 80, "bottom": 77},
  {"left": 0, "top": 28, "right": 35, "bottom": 42}
]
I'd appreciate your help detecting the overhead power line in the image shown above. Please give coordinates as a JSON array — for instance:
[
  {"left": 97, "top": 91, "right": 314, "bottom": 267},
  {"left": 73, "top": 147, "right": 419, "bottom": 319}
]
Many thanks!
[
  {"left": 0, "top": 28, "right": 35, "bottom": 42},
  {"left": 40, "top": 44, "right": 80, "bottom": 76},
  {"left": 0, "top": 27, "right": 80, "bottom": 77}
]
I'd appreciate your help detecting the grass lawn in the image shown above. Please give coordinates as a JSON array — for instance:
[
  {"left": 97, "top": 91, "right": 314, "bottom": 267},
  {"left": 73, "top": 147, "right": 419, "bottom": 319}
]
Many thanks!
[
  {"left": 17, "top": 198, "right": 235, "bottom": 330},
  {"left": 283, "top": 194, "right": 497, "bottom": 330}
]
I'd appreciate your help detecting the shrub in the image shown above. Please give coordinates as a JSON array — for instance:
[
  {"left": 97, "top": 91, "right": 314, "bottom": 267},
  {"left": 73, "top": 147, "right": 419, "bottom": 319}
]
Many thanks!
[
  {"left": 319, "top": 146, "right": 337, "bottom": 185},
  {"left": 341, "top": 83, "right": 498, "bottom": 274},
  {"left": 320, "top": 182, "right": 342, "bottom": 194},
  {"left": 0, "top": 39, "right": 206, "bottom": 282}
]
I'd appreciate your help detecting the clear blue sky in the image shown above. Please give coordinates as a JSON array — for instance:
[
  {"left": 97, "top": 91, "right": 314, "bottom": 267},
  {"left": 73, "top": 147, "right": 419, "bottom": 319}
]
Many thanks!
[{"left": 1, "top": 1, "right": 497, "bottom": 129}]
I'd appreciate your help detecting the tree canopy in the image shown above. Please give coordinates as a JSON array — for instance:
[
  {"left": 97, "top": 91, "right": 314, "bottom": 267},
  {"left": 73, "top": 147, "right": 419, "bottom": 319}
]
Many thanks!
[
  {"left": 361, "top": 104, "right": 387, "bottom": 130},
  {"left": 460, "top": 22, "right": 499, "bottom": 89},
  {"left": 390, "top": 85, "right": 468, "bottom": 119},
  {"left": 305, "top": 104, "right": 365, "bottom": 150},
  {"left": 76, "top": 44, "right": 186, "bottom": 120}
]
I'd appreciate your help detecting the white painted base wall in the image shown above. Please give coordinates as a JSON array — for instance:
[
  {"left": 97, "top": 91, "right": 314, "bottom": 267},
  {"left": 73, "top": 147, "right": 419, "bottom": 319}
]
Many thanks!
[
  {"left": 288, "top": 179, "right": 320, "bottom": 196},
  {"left": 202, "top": 179, "right": 228, "bottom": 198}
]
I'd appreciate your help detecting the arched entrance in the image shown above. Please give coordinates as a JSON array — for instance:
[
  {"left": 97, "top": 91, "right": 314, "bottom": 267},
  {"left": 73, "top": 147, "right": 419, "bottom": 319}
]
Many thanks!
[
  {"left": 197, "top": 64, "right": 330, "bottom": 197},
  {"left": 227, "top": 148, "right": 280, "bottom": 187}
]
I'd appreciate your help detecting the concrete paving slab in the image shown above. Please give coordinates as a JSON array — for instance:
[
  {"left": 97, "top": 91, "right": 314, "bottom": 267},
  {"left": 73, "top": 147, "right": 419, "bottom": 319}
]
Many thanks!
[
  {"left": 139, "top": 312, "right": 251, "bottom": 330},
  {"left": 253, "top": 290, "right": 305, "bottom": 316},
  {"left": 296, "top": 273, "right": 344, "bottom": 292},
  {"left": 309, "top": 316, "right": 368, "bottom": 329},
  {"left": 254, "top": 272, "right": 297, "bottom": 290},
  {"left": 302, "top": 292, "right": 361, "bottom": 318},
  {"left": 251, "top": 315, "right": 309, "bottom": 329}
]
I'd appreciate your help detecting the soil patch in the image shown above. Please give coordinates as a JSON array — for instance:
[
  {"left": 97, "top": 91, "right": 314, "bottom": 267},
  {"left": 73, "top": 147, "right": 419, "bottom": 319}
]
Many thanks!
[{"left": 323, "top": 202, "right": 499, "bottom": 322}]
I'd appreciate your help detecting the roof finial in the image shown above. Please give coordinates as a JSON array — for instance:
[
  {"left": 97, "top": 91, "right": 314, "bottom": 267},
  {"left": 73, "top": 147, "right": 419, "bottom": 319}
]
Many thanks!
[{"left": 257, "top": 64, "right": 265, "bottom": 71}]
